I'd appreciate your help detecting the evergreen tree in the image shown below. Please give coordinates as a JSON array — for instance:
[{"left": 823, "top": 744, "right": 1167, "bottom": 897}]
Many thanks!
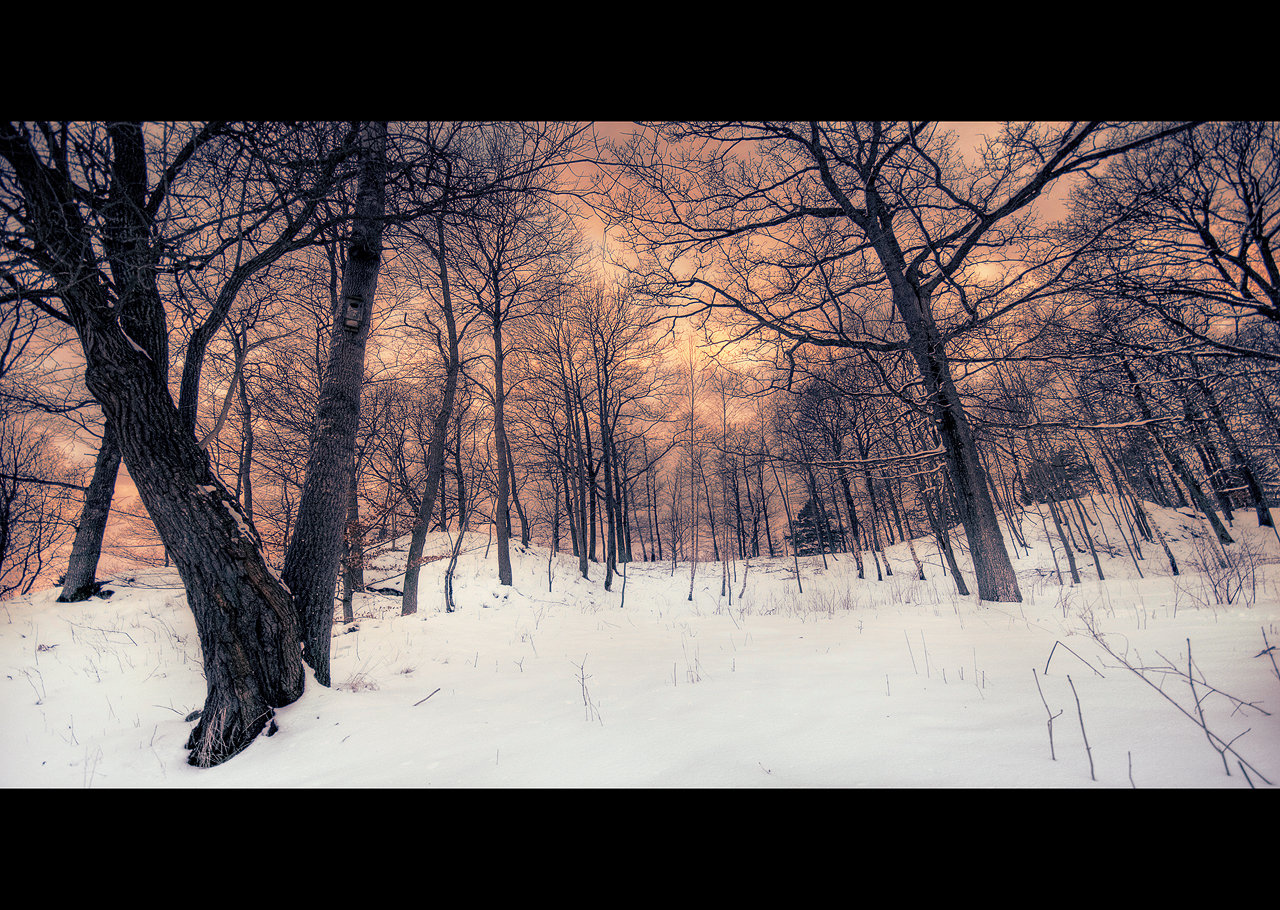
[{"left": 786, "top": 496, "right": 841, "bottom": 556}]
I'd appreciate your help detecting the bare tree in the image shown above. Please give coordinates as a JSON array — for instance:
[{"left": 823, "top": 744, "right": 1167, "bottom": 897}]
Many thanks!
[
  {"left": 0, "top": 121, "right": 318, "bottom": 765},
  {"left": 1070, "top": 121, "right": 1280, "bottom": 363},
  {"left": 446, "top": 123, "right": 587, "bottom": 586},
  {"left": 0, "top": 407, "right": 83, "bottom": 598},
  {"left": 601, "top": 121, "right": 1198, "bottom": 602}
]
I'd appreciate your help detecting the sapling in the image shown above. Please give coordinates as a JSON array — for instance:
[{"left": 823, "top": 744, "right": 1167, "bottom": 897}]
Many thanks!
[{"left": 573, "top": 654, "right": 602, "bottom": 725}]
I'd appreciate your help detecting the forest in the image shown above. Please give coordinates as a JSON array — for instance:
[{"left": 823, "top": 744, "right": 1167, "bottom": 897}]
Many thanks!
[{"left": 2, "top": 121, "right": 1277, "bottom": 770}]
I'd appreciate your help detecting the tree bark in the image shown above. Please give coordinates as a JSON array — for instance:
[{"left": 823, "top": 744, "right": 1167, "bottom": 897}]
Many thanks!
[
  {"left": 281, "top": 121, "right": 386, "bottom": 686},
  {"left": 341, "top": 464, "right": 362, "bottom": 625},
  {"left": 1, "top": 121, "right": 306, "bottom": 766}
]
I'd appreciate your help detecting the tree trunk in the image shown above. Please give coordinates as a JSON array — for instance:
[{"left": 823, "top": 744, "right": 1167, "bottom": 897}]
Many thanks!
[
  {"left": 59, "top": 419, "right": 121, "bottom": 602},
  {"left": 891, "top": 279, "right": 1019, "bottom": 600},
  {"left": 236, "top": 346, "right": 256, "bottom": 522},
  {"left": 402, "top": 215, "right": 461, "bottom": 615},
  {"left": 491, "top": 297, "right": 514, "bottom": 587},
  {"left": 922, "top": 467, "right": 969, "bottom": 595},
  {"left": 281, "top": 121, "right": 386, "bottom": 686},
  {"left": 1191, "top": 363, "right": 1274, "bottom": 528},
  {"left": 507, "top": 434, "right": 531, "bottom": 548},
  {"left": 819, "top": 171, "right": 1020, "bottom": 602},
  {"left": 837, "top": 467, "right": 865, "bottom": 579},
  {"left": 341, "top": 465, "right": 362, "bottom": 624},
  {"left": 1124, "top": 362, "right": 1233, "bottom": 546},
  {"left": 1, "top": 121, "right": 306, "bottom": 766}
]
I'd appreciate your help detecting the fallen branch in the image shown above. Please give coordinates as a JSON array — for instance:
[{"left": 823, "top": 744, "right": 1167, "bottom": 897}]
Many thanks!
[{"left": 1045, "top": 640, "right": 1105, "bottom": 677}]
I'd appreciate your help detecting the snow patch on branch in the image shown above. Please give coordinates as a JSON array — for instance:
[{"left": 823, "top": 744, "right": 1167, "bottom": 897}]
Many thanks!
[{"left": 116, "top": 316, "right": 152, "bottom": 361}]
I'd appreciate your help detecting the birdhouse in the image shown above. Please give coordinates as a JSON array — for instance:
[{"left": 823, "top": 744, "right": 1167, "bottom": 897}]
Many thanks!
[{"left": 343, "top": 293, "right": 364, "bottom": 331}]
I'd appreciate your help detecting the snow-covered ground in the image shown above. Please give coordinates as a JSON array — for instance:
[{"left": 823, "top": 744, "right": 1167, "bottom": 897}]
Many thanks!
[{"left": 3, "top": 497, "right": 1278, "bottom": 788}]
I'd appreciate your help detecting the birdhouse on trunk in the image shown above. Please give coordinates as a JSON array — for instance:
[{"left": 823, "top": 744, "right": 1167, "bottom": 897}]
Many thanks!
[{"left": 343, "top": 293, "right": 365, "bottom": 331}]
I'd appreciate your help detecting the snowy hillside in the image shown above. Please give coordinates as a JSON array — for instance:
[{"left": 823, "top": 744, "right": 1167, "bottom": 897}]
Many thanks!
[{"left": 3, "top": 497, "right": 1278, "bottom": 788}]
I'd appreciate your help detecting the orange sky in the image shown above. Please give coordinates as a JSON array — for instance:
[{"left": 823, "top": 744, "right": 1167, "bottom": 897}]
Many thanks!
[{"left": 82, "top": 121, "right": 1077, "bottom": 573}]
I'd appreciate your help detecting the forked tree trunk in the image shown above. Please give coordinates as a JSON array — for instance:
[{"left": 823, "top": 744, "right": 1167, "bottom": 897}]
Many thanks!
[{"left": 1, "top": 121, "right": 305, "bottom": 767}]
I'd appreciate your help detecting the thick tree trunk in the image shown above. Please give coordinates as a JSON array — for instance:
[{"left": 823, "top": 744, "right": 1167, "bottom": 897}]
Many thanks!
[
  {"left": 85, "top": 324, "right": 304, "bottom": 766},
  {"left": 281, "top": 121, "right": 386, "bottom": 686},
  {"left": 59, "top": 419, "right": 121, "bottom": 602},
  {"left": 865, "top": 242, "right": 1019, "bottom": 600},
  {"left": 815, "top": 165, "right": 1020, "bottom": 602},
  {"left": 2, "top": 121, "right": 304, "bottom": 767},
  {"left": 910, "top": 337, "right": 1019, "bottom": 601}
]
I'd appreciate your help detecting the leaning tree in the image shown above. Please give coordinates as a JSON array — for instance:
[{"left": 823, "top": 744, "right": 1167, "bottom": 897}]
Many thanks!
[{"left": 0, "top": 121, "right": 363, "bottom": 765}]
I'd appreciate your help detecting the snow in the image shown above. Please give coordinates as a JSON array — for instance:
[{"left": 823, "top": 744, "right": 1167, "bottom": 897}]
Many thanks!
[{"left": 3, "top": 498, "right": 1278, "bottom": 788}]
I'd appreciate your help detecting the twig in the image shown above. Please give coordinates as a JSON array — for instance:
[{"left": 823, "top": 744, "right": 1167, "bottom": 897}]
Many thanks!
[
  {"left": 1135, "top": 655, "right": 1270, "bottom": 717},
  {"left": 1258, "top": 628, "right": 1280, "bottom": 683},
  {"left": 1188, "top": 639, "right": 1230, "bottom": 775},
  {"left": 413, "top": 688, "right": 441, "bottom": 706},
  {"left": 573, "top": 655, "right": 602, "bottom": 726},
  {"left": 1089, "top": 630, "right": 1272, "bottom": 785},
  {"left": 1067, "top": 675, "right": 1095, "bottom": 781},
  {"left": 1032, "top": 669, "right": 1063, "bottom": 760}
]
